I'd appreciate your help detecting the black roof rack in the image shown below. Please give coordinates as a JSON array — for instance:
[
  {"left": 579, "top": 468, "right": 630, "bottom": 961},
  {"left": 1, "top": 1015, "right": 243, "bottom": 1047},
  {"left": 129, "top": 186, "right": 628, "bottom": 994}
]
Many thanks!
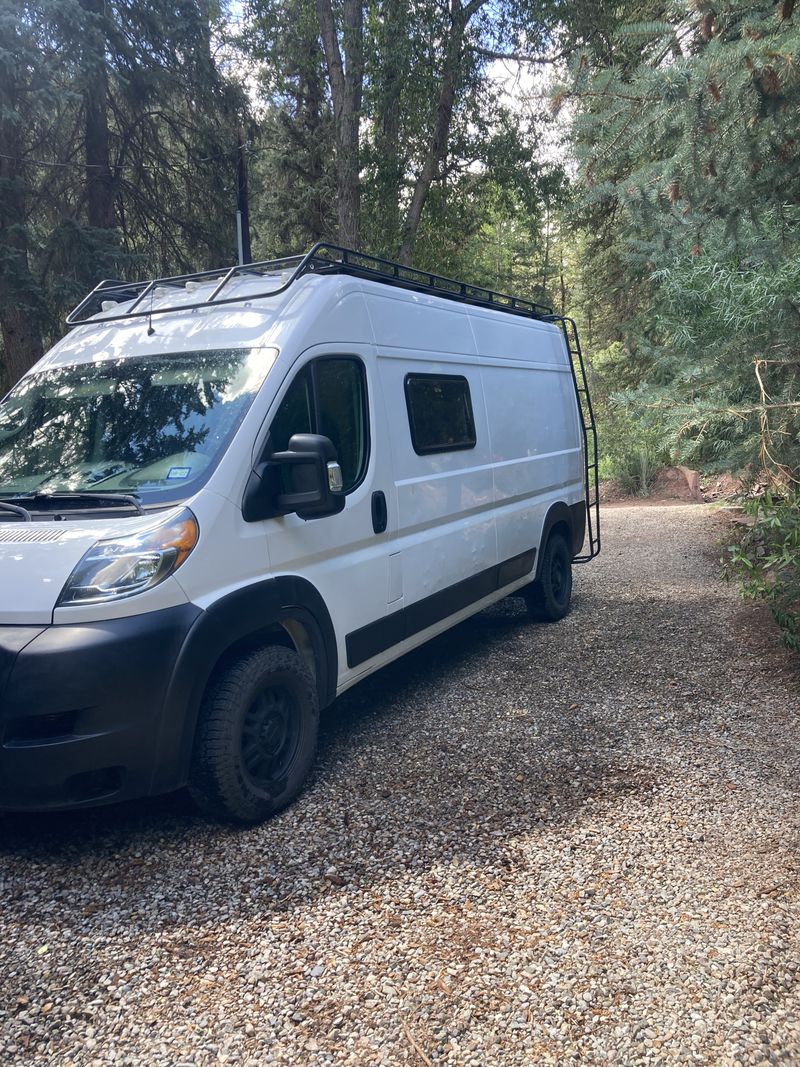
[{"left": 65, "top": 243, "right": 553, "bottom": 328}]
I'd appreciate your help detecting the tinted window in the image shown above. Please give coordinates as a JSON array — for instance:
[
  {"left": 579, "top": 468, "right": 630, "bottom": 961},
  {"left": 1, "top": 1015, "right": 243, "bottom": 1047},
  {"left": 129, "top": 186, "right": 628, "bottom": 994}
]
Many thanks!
[
  {"left": 404, "top": 374, "right": 476, "bottom": 455},
  {"left": 269, "top": 366, "right": 313, "bottom": 452},
  {"left": 269, "top": 357, "right": 368, "bottom": 492},
  {"left": 316, "top": 360, "right": 368, "bottom": 491}
]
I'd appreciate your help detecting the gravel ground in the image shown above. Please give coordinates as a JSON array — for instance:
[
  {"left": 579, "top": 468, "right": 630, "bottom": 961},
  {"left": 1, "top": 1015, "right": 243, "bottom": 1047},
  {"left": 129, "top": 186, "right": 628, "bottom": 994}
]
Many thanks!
[{"left": 2, "top": 504, "right": 799, "bottom": 1067}]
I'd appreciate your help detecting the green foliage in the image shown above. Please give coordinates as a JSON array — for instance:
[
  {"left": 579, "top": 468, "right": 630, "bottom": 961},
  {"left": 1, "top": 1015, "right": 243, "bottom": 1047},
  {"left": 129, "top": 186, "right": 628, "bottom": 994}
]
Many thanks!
[
  {"left": 565, "top": 0, "right": 800, "bottom": 482},
  {"left": 1, "top": 0, "right": 573, "bottom": 393},
  {"left": 591, "top": 342, "right": 671, "bottom": 495},
  {"left": 723, "top": 492, "right": 800, "bottom": 651},
  {"left": 244, "top": 0, "right": 336, "bottom": 254},
  {"left": 246, "top": 0, "right": 563, "bottom": 266},
  {"left": 647, "top": 216, "right": 800, "bottom": 474},
  {"left": 565, "top": 0, "right": 800, "bottom": 642},
  {"left": 0, "top": 0, "right": 247, "bottom": 386}
]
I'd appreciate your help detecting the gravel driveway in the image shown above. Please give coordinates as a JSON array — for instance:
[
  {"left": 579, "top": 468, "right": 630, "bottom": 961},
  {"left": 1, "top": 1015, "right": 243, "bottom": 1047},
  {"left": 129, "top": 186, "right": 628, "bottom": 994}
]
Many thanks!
[{"left": 2, "top": 504, "right": 799, "bottom": 1066}]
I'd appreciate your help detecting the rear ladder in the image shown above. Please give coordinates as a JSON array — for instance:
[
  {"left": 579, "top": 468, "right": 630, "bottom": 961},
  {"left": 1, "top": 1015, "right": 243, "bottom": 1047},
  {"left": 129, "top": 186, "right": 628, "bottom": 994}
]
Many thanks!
[{"left": 546, "top": 315, "right": 600, "bottom": 562}]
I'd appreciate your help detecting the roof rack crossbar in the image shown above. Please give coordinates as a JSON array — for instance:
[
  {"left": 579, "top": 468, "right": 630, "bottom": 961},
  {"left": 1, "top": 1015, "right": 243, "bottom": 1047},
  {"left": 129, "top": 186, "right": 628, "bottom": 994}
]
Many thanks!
[
  {"left": 208, "top": 264, "right": 241, "bottom": 303},
  {"left": 65, "top": 242, "right": 553, "bottom": 328},
  {"left": 127, "top": 280, "right": 158, "bottom": 315}
]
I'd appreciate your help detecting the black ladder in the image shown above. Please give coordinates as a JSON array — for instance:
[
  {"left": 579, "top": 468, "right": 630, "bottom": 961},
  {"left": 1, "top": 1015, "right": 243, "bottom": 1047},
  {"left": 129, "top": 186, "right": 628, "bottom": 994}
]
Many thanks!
[{"left": 546, "top": 315, "right": 600, "bottom": 562}]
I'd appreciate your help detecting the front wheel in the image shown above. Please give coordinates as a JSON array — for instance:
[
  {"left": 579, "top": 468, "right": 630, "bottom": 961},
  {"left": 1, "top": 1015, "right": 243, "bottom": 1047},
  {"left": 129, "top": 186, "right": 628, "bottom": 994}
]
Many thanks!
[
  {"left": 189, "top": 646, "right": 319, "bottom": 824},
  {"left": 524, "top": 532, "right": 573, "bottom": 622}
]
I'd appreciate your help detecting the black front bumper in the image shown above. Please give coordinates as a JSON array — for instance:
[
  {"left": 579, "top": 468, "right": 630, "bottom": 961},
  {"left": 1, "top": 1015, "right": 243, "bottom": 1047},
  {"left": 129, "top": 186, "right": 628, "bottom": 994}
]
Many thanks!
[{"left": 0, "top": 604, "right": 202, "bottom": 811}]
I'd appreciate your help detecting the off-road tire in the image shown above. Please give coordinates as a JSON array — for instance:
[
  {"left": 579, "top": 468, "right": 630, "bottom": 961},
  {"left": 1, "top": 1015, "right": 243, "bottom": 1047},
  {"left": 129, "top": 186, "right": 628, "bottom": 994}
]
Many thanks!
[
  {"left": 524, "top": 531, "right": 573, "bottom": 622},
  {"left": 189, "top": 646, "right": 318, "bottom": 824}
]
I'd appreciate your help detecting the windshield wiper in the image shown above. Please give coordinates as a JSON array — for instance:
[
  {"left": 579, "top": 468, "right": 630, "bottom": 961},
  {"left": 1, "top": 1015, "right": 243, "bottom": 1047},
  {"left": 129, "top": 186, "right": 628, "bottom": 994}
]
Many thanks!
[
  {"left": 0, "top": 501, "right": 32, "bottom": 522},
  {"left": 1, "top": 491, "right": 144, "bottom": 515}
]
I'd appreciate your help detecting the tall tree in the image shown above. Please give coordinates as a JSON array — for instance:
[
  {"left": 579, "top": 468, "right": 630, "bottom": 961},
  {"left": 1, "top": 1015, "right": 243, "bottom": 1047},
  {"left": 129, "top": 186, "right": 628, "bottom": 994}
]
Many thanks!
[
  {"left": 246, "top": 0, "right": 561, "bottom": 264},
  {"left": 0, "top": 1, "right": 56, "bottom": 386},
  {"left": 0, "top": 0, "right": 247, "bottom": 389},
  {"left": 316, "top": 0, "right": 364, "bottom": 246},
  {"left": 365, "top": 0, "right": 410, "bottom": 254},
  {"left": 398, "top": 0, "right": 487, "bottom": 262},
  {"left": 80, "top": 0, "right": 115, "bottom": 232},
  {"left": 245, "top": 0, "right": 336, "bottom": 253}
]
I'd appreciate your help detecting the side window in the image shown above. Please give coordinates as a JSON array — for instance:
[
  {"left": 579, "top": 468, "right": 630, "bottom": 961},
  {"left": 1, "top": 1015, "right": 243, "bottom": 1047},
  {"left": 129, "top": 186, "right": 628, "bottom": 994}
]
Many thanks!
[
  {"left": 404, "top": 373, "right": 476, "bottom": 455},
  {"left": 268, "top": 366, "right": 313, "bottom": 453},
  {"left": 268, "top": 357, "right": 369, "bottom": 493},
  {"left": 315, "top": 359, "right": 368, "bottom": 492}
]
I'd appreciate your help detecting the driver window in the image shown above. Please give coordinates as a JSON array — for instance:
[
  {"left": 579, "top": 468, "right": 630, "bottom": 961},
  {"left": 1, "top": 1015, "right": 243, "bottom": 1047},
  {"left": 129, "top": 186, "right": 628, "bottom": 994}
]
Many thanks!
[
  {"left": 269, "top": 357, "right": 368, "bottom": 493},
  {"left": 268, "top": 366, "right": 313, "bottom": 453}
]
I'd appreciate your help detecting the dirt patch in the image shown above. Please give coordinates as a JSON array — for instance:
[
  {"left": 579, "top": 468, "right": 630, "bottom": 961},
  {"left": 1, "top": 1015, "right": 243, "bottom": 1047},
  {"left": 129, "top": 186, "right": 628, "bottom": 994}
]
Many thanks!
[
  {"left": 733, "top": 598, "right": 800, "bottom": 684},
  {"left": 704, "top": 510, "right": 799, "bottom": 692},
  {"left": 602, "top": 466, "right": 742, "bottom": 508},
  {"left": 601, "top": 466, "right": 699, "bottom": 507},
  {"left": 700, "top": 470, "right": 742, "bottom": 501}
]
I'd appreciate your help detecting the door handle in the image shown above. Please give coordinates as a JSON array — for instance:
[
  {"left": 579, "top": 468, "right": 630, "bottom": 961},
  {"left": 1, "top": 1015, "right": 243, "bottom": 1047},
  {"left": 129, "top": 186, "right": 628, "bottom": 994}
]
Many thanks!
[{"left": 371, "top": 490, "right": 388, "bottom": 534}]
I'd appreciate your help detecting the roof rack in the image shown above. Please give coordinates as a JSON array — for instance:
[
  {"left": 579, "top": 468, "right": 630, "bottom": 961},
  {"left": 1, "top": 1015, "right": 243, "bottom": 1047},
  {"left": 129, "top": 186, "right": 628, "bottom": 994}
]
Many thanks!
[{"left": 65, "top": 243, "right": 553, "bottom": 328}]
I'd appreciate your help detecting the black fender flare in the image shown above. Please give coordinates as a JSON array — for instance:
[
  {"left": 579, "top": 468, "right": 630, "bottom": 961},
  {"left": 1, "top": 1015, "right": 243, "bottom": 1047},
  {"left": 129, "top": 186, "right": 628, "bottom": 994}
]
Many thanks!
[
  {"left": 536, "top": 501, "right": 587, "bottom": 579},
  {"left": 150, "top": 576, "right": 337, "bottom": 794}
]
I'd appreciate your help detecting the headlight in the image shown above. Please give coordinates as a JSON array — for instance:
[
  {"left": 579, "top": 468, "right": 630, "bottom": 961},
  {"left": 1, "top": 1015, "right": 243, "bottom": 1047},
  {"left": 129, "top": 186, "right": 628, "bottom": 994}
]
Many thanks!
[{"left": 57, "top": 508, "right": 199, "bottom": 606}]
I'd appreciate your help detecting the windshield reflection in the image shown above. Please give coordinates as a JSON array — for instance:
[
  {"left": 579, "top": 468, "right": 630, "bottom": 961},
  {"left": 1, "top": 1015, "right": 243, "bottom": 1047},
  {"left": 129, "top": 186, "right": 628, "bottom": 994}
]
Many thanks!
[{"left": 0, "top": 348, "right": 275, "bottom": 503}]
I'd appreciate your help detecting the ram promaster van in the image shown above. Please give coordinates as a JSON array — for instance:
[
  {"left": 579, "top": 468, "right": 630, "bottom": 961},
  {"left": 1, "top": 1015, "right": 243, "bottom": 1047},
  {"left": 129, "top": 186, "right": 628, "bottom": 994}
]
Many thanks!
[{"left": 0, "top": 245, "right": 599, "bottom": 822}]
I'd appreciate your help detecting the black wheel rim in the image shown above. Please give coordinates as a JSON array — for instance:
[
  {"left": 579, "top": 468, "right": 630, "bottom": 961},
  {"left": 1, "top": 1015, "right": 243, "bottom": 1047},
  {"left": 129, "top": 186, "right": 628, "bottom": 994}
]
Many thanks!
[
  {"left": 551, "top": 551, "right": 568, "bottom": 604},
  {"left": 241, "top": 685, "right": 301, "bottom": 792}
]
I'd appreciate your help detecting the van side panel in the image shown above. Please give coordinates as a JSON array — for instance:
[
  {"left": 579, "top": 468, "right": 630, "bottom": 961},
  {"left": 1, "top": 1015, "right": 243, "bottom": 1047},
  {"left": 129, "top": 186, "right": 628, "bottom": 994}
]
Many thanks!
[
  {"left": 364, "top": 292, "right": 476, "bottom": 355},
  {"left": 350, "top": 293, "right": 587, "bottom": 680},
  {"left": 480, "top": 360, "right": 583, "bottom": 568},
  {"left": 468, "top": 314, "right": 566, "bottom": 365},
  {"left": 375, "top": 352, "right": 498, "bottom": 622},
  {"left": 252, "top": 342, "right": 402, "bottom": 690}
]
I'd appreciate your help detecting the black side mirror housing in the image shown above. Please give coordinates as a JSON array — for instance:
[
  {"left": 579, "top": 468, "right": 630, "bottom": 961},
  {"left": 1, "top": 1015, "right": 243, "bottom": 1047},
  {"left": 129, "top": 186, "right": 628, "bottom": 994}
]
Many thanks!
[{"left": 243, "top": 433, "right": 346, "bottom": 522}]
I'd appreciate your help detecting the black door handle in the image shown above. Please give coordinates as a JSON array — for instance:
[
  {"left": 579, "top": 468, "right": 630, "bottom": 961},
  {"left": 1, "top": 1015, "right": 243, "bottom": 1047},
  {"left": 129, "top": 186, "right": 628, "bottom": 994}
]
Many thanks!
[{"left": 371, "top": 490, "right": 388, "bottom": 534}]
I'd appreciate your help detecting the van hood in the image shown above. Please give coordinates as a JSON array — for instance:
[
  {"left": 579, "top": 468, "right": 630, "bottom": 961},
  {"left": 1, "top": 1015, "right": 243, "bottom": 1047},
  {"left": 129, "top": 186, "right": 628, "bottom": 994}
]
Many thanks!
[{"left": 0, "top": 512, "right": 176, "bottom": 625}]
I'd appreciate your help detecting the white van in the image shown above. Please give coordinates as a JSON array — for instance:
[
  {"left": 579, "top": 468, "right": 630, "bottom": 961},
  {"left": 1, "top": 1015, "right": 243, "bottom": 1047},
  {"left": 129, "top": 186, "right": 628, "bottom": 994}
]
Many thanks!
[{"left": 0, "top": 245, "right": 599, "bottom": 822}]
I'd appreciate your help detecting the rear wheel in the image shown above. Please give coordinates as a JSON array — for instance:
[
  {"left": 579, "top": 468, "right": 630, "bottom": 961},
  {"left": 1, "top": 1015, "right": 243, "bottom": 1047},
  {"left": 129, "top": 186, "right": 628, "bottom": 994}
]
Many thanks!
[
  {"left": 525, "top": 531, "right": 573, "bottom": 622},
  {"left": 189, "top": 646, "right": 318, "bottom": 824}
]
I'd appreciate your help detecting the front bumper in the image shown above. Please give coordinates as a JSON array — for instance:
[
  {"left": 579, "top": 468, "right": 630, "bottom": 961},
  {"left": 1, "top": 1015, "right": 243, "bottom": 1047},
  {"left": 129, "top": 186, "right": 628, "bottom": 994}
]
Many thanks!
[{"left": 0, "top": 604, "right": 201, "bottom": 811}]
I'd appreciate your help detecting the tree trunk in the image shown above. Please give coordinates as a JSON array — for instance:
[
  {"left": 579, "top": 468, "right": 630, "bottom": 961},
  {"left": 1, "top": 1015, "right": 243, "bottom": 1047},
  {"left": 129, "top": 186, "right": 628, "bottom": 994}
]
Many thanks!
[
  {"left": 317, "top": 0, "right": 363, "bottom": 247},
  {"left": 398, "top": 0, "right": 486, "bottom": 264},
  {"left": 0, "top": 294, "right": 44, "bottom": 391},
  {"left": 81, "top": 0, "right": 115, "bottom": 231},
  {"left": 374, "top": 0, "right": 407, "bottom": 253},
  {"left": 0, "top": 40, "right": 43, "bottom": 388},
  {"left": 559, "top": 243, "right": 566, "bottom": 315},
  {"left": 304, "top": 37, "right": 329, "bottom": 243}
]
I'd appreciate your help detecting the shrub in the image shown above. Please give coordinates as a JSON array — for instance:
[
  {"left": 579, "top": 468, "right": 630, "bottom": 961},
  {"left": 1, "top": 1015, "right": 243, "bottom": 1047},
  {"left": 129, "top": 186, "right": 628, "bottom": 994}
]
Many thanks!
[{"left": 723, "top": 491, "right": 800, "bottom": 652}]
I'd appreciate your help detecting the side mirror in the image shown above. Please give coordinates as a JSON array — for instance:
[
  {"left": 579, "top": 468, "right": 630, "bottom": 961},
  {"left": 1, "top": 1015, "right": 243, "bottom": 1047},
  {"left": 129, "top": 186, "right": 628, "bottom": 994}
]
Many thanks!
[{"left": 243, "top": 433, "right": 346, "bottom": 522}]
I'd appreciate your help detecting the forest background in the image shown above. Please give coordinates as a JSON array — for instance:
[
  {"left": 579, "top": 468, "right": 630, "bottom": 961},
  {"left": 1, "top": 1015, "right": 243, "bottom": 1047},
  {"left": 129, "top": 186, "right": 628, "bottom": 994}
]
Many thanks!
[{"left": 3, "top": 0, "right": 800, "bottom": 636}]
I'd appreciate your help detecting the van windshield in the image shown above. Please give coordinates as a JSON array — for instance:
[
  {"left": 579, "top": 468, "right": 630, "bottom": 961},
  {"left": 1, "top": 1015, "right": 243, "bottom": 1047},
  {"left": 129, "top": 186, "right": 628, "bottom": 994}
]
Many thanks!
[{"left": 0, "top": 348, "right": 275, "bottom": 505}]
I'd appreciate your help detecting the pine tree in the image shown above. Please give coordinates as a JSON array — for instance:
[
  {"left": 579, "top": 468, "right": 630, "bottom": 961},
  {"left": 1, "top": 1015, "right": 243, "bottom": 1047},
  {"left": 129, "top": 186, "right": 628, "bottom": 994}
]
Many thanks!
[
  {"left": 0, "top": 0, "right": 247, "bottom": 389},
  {"left": 245, "top": 0, "right": 337, "bottom": 254},
  {"left": 565, "top": 0, "right": 800, "bottom": 478}
]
